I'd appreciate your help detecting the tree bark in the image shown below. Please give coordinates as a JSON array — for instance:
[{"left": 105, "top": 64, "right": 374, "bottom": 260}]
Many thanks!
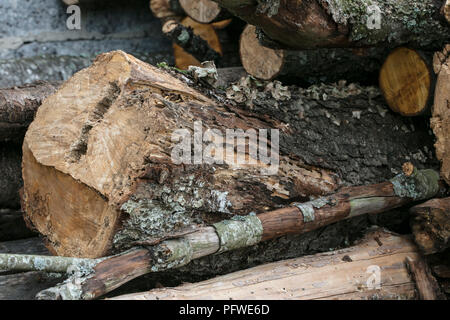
[
  {"left": 0, "top": 146, "right": 23, "bottom": 209},
  {"left": 213, "top": 0, "right": 450, "bottom": 50},
  {"left": 240, "top": 24, "right": 388, "bottom": 84},
  {"left": 0, "top": 81, "right": 59, "bottom": 143},
  {"left": 108, "top": 229, "right": 440, "bottom": 300},
  {"left": 410, "top": 197, "right": 450, "bottom": 255},
  {"left": 0, "top": 210, "right": 36, "bottom": 241},
  {"left": 22, "top": 51, "right": 438, "bottom": 260},
  {"left": 430, "top": 45, "right": 450, "bottom": 185}
]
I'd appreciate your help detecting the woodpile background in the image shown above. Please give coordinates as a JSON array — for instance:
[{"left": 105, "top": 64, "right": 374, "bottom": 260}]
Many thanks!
[{"left": 0, "top": 0, "right": 449, "bottom": 300}]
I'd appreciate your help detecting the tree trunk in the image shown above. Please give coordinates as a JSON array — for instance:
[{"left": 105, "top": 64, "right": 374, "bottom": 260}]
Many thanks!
[
  {"left": 109, "top": 229, "right": 441, "bottom": 300},
  {"left": 379, "top": 48, "right": 435, "bottom": 117},
  {"left": 240, "top": 24, "right": 387, "bottom": 84},
  {"left": 22, "top": 51, "right": 438, "bottom": 260},
  {"left": 0, "top": 81, "right": 59, "bottom": 143},
  {"left": 213, "top": 0, "right": 450, "bottom": 50},
  {"left": 430, "top": 45, "right": 450, "bottom": 185},
  {"left": 410, "top": 197, "right": 450, "bottom": 255}
]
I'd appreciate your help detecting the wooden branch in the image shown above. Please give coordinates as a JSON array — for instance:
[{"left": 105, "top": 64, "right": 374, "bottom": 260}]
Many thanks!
[
  {"left": 108, "top": 229, "right": 437, "bottom": 300},
  {"left": 405, "top": 256, "right": 444, "bottom": 300},
  {"left": 36, "top": 167, "right": 440, "bottom": 300},
  {"left": 0, "top": 253, "right": 101, "bottom": 273},
  {"left": 0, "top": 81, "right": 59, "bottom": 143},
  {"left": 240, "top": 24, "right": 387, "bottom": 83},
  {"left": 150, "top": 0, "right": 222, "bottom": 64},
  {"left": 410, "top": 197, "right": 450, "bottom": 255},
  {"left": 214, "top": 0, "right": 450, "bottom": 50},
  {"left": 172, "top": 17, "right": 223, "bottom": 69}
]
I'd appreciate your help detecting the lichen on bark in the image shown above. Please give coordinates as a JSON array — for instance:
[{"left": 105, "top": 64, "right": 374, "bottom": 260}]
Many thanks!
[{"left": 321, "top": 0, "right": 449, "bottom": 48}]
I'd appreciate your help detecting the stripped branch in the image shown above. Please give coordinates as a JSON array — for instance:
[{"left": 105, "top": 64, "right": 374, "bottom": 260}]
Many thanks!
[{"left": 36, "top": 167, "right": 441, "bottom": 300}]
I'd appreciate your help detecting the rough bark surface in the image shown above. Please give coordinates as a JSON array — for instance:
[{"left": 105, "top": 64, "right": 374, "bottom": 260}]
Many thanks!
[
  {"left": 410, "top": 197, "right": 450, "bottom": 255},
  {"left": 0, "top": 145, "right": 23, "bottom": 209},
  {"left": 213, "top": 0, "right": 450, "bottom": 50},
  {"left": 22, "top": 51, "right": 438, "bottom": 263},
  {"left": 431, "top": 45, "right": 450, "bottom": 185},
  {"left": 110, "top": 229, "right": 431, "bottom": 300},
  {"left": 0, "top": 81, "right": 59, "bottom": 143}
]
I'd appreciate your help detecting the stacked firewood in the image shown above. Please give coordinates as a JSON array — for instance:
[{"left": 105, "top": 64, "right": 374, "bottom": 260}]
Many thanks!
[{"left": 0, "top": 0, "right": 449, "bottom": 300}]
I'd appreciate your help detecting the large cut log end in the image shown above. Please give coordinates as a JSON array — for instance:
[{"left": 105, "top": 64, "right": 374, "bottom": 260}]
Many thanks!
[
  {"left": 22, "top": 50, "right": 207, "bottom": 258},
  {"left": 379, "top": 47, "right": 433, "bottom": 117}
]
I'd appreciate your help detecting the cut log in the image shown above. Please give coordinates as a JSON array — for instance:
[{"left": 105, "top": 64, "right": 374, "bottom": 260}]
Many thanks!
[
  {"left": 172, "top": 17, "right": 223, "bottom": 69},
  {"left": 109, "top": 229, "right": 439, "bottom": 300},
  {"left": 0, "top": 210, "right": 36, "bottom": 241},
  {"left": 179, "top": 0, "right": 222, "bottom": 24},
  {"left": 410, "top": 197, "right": 450, "bottom": 255},
  {"left": 0, "top": 81, "right": 59, "bottom": 143},
  {"left": 22, "top": 51, "right": 438, "bottom": 260},
  {"left": 240, "top": 24, "right": 387, "bottom": 84},
  {"left": 430, "top": 45, "right": 450, "bottom": 185},
  {"left": 0, "top": 146, "right": 23, "bottom": 209},
  {"left": 215, "top": 0, "right": 450, "bottom": 50},
  {"left": 379, "top": 48, "right": 434, "bottom": 117}
]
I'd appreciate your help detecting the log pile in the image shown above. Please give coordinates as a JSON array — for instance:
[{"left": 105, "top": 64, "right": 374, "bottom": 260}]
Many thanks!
[{"left": 0, "top": 0, "right": 449, "bottom": 301}]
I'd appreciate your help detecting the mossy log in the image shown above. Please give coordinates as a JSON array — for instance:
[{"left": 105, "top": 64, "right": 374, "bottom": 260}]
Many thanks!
[
  {"left": 410, "top": 197, "right": 450, "bottom": 255},
  {"left": 214, "top": 0, "right": 450, "bottom": 50},
  {"left": 109, "top": 229, "right": 441, "bottom": 300},
  {"left": 430, "top": 45, "right": 450, "bottom": 185},
  {"left": 0, "top": 81, "right": 59, "bottom": 143},
  {"left": 240, "top": 24, "right": 387, "bottom": 84},
  {"left": 22, "top": 51, "right": 439, "bottom": 261}
]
